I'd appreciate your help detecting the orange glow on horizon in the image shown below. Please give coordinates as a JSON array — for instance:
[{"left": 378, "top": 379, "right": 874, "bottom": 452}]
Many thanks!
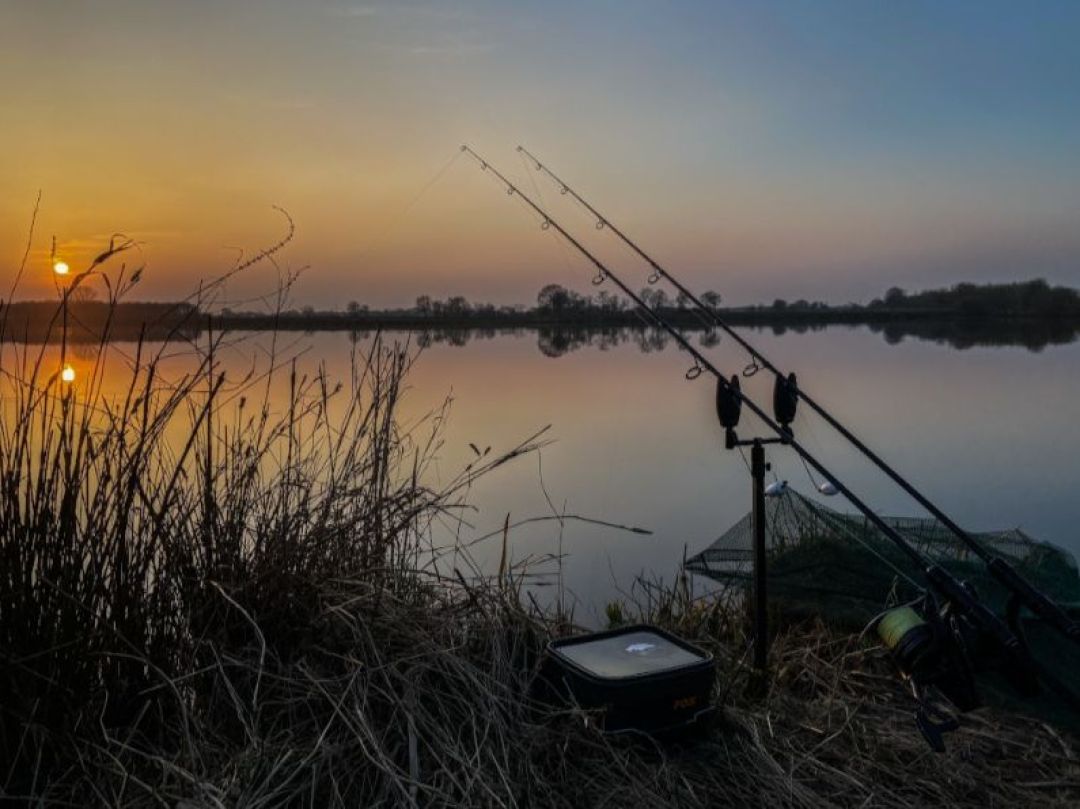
[{"left": 2, "top": 4, "right": 1078, "bottom": 308}]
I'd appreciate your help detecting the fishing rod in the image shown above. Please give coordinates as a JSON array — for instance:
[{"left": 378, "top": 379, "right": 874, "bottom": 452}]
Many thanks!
[
  {"left": 460, "top": 145, "right": 1080, "bottom": 743},
  {"left": 516, "top": 144, "right": 1080, "bottom": 646}
]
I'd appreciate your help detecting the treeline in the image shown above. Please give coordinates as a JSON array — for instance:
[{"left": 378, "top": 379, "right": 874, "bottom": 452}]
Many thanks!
[
  {"left": 216, "top": 283, "right": 728, "bottom": 330},
  {"left": 6, "top": 280, "right": 1078, "bottom": 343},
  {"left": 0, "top": 301, "right": 200, "bottom": 343},
  {"left": 217, "top": 278, "right": 1080, "bottom": 328},
  {"left": 864, "top": 279, "right": 1080, "bottom": 318}
]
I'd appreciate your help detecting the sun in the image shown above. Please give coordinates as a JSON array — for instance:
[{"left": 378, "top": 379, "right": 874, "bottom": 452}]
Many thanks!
[
  {"left": 53, "top": 260, "right": 70, "bottom": 276},
  {"left": 60, "top": 364, "right": 76, "bottom": 383}
]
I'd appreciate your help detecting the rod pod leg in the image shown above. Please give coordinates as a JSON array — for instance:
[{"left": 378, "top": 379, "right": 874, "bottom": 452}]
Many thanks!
[{"left": 750, "top": 440, "right": 769, "bottom": 694}]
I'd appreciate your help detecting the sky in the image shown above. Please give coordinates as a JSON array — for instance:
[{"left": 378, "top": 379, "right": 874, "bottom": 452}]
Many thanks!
[{"left": 2, "top": 0, "right": 1079, "bottom": 308}]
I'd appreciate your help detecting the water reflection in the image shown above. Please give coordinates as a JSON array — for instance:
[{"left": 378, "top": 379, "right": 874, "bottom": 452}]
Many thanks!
[
  {"left": 394, "top": 320, "right": 1080, "bottom": 357},
  {"left": 4, "top": 318, "right": 1079, "bottom": 622},
  {"left": 7, "top": 300, "right": 1077, "bottom": 356}
]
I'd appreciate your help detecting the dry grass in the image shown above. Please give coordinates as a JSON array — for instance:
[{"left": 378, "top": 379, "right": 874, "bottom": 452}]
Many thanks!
[{"left": 11, "top": 571, "right": 1077, "bottom": 808}]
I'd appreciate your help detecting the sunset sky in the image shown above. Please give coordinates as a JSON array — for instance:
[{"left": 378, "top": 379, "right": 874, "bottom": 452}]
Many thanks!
[{"left": 3, "top": 1, "right": 1079, "bottom": 308}]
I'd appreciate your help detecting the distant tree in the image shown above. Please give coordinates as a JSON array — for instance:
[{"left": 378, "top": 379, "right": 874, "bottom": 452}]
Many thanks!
[
  {"left": 415, "top": 295, "right": 432, "bottom": 314},
  {"left": 676, "top": 291, "right": 691, "bottom": 309},
  {"left": 446, "top": 295, "right": 470, "bottom": 315},
  {"left": 884, "top": 287, "right": 907, "bottom": 307},
  {"left": 701, "top": 291, "right": 722, "bottom": 310},
  {"left": 640, "top": 288, "right": 670, "bottom": 310},
  {"left": 302, "top": 305, "right": 315, "bottom": 317},
  {"left": 537, "top": 284, "right": 571, "bottom": 312},
  {"left": 595, "top": 290, "right": 617, "bottom": 312},
  {"left": 566, "top": 290, "right": 590, "bottom": 311},
  {"left": 346, "top": 300, "right": 362, "bottom": 316},
  {"left": 771, "top": 298, "right": 788, "bottom": 310}
]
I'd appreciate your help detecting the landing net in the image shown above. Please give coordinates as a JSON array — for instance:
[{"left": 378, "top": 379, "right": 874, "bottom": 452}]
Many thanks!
[{"left": 686, "top": 489, "right": 1080, "bottom": 627}]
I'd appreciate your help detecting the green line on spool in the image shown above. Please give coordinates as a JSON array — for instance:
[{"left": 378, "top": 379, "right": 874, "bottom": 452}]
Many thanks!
[{"left": 878, "top": 606, "right": 927, "bottom": 650}]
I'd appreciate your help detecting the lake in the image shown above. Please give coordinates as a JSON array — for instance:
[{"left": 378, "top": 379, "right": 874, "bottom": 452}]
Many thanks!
[{"left": 19, "top": 324, "right": 1080, "bottom": 625}]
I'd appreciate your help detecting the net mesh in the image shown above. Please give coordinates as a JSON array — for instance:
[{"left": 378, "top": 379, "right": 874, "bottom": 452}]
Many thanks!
[{"left": 686, "top": 488, "right": 1080, "bottom": 627}]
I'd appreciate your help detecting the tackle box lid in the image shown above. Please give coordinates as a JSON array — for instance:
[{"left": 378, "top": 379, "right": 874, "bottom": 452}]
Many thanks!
[{"left": 548, "top": 624, "right": 712, "bottom": 681}]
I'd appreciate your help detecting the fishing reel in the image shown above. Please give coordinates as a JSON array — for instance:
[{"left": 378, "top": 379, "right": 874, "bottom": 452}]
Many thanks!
[
  {"left": 715, "top": 371, "right": 799, "bottom": 448},
  {"left": 876, "top": 597, "right": 981, "bottom": 752}
]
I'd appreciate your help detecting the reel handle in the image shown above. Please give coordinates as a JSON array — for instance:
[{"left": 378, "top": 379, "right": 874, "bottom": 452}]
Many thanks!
[{"left": 914, "top": 703, "right": 960, "bottom": 753}]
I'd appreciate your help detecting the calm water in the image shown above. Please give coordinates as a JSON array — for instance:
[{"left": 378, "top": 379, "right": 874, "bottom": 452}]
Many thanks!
[{"left": 22, "top": 325, "right": 1080, "bottom": 623}]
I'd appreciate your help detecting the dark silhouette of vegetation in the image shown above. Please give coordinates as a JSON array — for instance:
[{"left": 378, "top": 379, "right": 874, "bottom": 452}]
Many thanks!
[
  {"left": 5, "top": 280, "right": 1079, "bottom": 352},
  {"left": 865, "top": 279, "right": 1080, "bottom": 318},
  {"left": 0, "top": 300, "right": 200, "bottom": 343},
  {"left": 209, "top": 278, "right": 1080, "bottom": 332},
  {"left": 238, "top": 279, "right": 1080, "bottom": 355}
]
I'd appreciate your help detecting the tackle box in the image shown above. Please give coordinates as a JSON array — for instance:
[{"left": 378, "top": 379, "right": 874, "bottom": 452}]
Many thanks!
[{"left": 541, "top": 624, "right": 715, "bottom": 733}]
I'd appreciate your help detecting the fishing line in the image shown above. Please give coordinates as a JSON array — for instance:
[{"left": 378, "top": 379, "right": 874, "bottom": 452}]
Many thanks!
[
  {"left": 518, "top": 149, "right": 578, "bottom": 280},
  {"left": 352, "top": 148, "right": 464, "bottom": 271},
  {"left": 735, "top": 444, "right": 753, "bottom": 476},
  {"left": 797, "top": 446, "right": 823, "bottom": 491}
]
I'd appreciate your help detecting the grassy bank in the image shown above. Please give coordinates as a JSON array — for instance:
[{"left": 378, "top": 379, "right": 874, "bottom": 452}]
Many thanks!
[{"left": 1, "top": 322, "right": 1078, "bottom": 807}]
